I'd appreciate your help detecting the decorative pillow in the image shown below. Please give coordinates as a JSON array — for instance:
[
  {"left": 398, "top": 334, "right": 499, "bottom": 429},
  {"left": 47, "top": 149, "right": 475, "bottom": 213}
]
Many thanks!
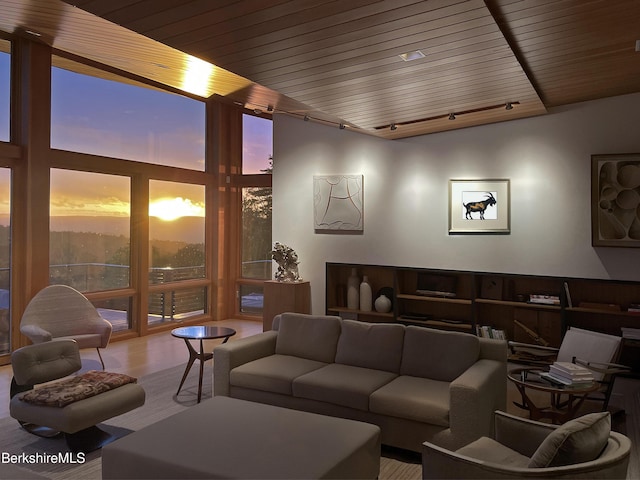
[
  {"left": 528, "top": 412, "right": 611, "bottom": 468},
  {"left": 19, "top": 371, "right": 137, "bottom": 408}
]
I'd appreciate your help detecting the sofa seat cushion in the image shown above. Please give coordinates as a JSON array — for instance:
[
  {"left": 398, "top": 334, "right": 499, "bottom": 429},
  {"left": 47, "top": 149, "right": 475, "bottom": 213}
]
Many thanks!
[
  {"left": 293, "top": 363, "right": 397, "bottom": 411},
  {"left": 230, "top": 354, "right": 327, "bottom": 395},
  {"left": 457, "top": 436, "right": 530, "bottom": 468},
  {"left": 369, "top": 375, "right": 450, "bottom": 427}
]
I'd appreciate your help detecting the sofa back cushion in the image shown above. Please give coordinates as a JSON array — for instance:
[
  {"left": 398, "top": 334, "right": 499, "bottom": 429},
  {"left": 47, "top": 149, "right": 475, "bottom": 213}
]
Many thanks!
[
  {"left": 275, "top": 313, "right": 342, "bottom": 363},
  {"left": 335, "top": 320, "right": 405, "bottom": 373},
  {"left": 401, "top": 326, "right": 480, "bottom": 381},
  {"left": 528, "top": 412, "right": 611, "bottom": 468}
]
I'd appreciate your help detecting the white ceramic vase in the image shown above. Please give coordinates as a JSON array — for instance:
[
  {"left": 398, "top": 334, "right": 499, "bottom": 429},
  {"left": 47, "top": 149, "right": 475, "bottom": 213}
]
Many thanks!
[
  {"left": 359, "top": 276, "right": 372, "bottom": 312},
  {"left": 347, "top": 268, "right": 359, "bottom": 310},
  {"left": 374, "top": 294, "right": 392, "bottom": 313}
]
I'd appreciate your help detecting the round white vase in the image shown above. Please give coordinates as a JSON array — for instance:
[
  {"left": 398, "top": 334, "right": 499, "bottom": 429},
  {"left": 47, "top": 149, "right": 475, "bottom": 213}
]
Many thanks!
[{"left": 374, "top": 294, "right": 392, "bottom": 313}]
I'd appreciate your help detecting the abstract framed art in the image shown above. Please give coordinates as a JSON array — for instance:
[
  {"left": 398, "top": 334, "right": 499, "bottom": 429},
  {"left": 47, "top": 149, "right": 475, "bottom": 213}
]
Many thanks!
[
  {"left": 313, "top": 174, "right": 363, "bottom": 232},
  {"left": 449, "top": 179, "right": 510, "bottom": 234},
  {"left": 591, "top": 153, "right": 640, "bottom": 247}
]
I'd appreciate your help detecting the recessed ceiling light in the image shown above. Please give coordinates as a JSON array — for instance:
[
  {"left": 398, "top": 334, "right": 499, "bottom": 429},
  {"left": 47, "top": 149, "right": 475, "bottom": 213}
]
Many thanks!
[{"left": 399, "top": 50, "right": 425, "bottom": 62}]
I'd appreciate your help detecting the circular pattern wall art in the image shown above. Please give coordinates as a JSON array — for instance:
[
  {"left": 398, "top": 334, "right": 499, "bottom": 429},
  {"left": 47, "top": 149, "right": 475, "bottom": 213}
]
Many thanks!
[{"left": 592, "top": 154, "right": 640, "bottom": 247}]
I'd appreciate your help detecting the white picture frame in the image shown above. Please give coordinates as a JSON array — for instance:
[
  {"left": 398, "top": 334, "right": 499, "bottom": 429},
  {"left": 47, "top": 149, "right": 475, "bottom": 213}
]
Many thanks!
[
  {"left": 449, "top": 179, "right": 510, "bottom": 234},
  {"left": 313, "top": 174, "right": 363, "bottom": 232}
]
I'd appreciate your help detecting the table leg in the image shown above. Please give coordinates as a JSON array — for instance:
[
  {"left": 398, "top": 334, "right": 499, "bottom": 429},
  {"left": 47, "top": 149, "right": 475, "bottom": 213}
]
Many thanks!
[
  {"left": 197, "top": 338, "right": 204, "bottom": 403},
  {"left": 176, "top": 338, "right": 199, "bottom": 396}
]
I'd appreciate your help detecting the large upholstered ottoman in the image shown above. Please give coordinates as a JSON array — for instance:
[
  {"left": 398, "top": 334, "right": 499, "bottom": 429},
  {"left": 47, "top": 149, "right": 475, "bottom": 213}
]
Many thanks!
[{"left": 102, "top": 396, "right": 381, "bottom": 479}]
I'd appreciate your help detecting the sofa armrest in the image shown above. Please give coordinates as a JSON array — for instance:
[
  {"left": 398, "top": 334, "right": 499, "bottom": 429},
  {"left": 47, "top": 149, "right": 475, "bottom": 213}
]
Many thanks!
[
  {"left": 493, "top": 410, "right": 555, "bottom": 457},
  {"left": 213, "top": 331, "right": 278, "bottom": 396},
  {"left": 448, "top": 358, "right": 507, "bottom": 448},
  {"left": 478, "top": 337, "right": 507, "bottom": 363}
]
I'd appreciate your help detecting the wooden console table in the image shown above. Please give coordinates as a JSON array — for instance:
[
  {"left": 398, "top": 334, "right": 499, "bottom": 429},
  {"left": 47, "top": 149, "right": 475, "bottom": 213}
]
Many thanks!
[{"left": 262, "top": 280, "right": 311, "bottom": 330}]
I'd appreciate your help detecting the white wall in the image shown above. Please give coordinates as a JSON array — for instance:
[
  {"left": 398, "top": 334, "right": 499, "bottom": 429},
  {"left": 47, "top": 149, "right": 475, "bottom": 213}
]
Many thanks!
[{"left": 273, "top": 93, "right": 640, "bottom": 314}]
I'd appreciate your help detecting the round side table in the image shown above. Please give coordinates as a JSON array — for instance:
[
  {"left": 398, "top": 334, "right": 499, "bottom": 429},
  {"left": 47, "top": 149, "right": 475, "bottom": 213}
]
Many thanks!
[
  {"left": 171, "top": 326, "right": 236, "bottom": 403},
  {"left": 508, "top": 366, "right": 600, "bottom": 424}
]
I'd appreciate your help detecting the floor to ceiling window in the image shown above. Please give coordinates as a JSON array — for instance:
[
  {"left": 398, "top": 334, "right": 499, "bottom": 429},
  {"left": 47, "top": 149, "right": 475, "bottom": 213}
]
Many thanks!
[
  {"left": 237, "top": 114, "right": 272, "bottom": 316},
  {"left": 0, "top": 37, "right": 259, "bottom": 361}
]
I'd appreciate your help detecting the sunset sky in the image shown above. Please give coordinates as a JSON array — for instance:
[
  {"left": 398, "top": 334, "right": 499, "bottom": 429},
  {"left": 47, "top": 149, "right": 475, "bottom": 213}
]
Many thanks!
[{"left": 0, "top": 51, "right": 272, "bottom": 224}]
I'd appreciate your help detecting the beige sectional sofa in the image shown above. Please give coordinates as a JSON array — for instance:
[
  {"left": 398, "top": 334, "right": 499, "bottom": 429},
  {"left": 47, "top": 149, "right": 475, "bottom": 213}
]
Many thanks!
[{"left": 214, "top": 312, "right": 507, "bottom": 453}]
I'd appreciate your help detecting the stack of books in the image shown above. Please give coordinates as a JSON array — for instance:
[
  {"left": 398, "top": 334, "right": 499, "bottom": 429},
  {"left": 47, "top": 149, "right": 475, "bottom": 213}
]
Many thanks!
[
  {"left": 540, "top": 361, "right": 594, "bottom": 386},
  {"left": 528, "top": 294, "right": 561, "bottom": 305},
  {"left": 476, "top": 325, "right": 507, "bottom": 340},
  {"left": 622, "top": 327, "right": 640, "bottom": 339},
  {"left": 628, "top": 303, "right": 640, "bottom": 314}
]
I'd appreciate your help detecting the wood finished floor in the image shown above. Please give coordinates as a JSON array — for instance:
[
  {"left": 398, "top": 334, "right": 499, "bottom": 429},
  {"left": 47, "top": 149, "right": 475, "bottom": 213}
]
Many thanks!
[{"left": 0, "top": 318, "right": 637, "bottom": 479}]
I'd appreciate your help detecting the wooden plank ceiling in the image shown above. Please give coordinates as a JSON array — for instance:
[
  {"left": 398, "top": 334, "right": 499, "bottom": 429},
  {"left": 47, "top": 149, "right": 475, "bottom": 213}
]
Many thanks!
[{"left": 1, "top": 0, "right": 639, "bottom": 139}]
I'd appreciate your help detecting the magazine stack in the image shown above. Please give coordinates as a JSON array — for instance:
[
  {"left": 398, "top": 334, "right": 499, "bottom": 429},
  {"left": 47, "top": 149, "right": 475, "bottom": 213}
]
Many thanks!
[{"left": 543, "top": 361, "right": 595, "bottom": 386}]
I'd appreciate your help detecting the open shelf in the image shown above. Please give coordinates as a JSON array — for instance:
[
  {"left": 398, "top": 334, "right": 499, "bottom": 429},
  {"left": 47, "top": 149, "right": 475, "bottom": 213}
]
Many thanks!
[{"left": 325, "top": 262, "right": 640, "bottom": 344}]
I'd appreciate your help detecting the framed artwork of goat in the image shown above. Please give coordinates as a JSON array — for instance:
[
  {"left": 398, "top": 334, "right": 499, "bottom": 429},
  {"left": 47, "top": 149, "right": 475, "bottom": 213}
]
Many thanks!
[{"left": 449, "top": 179, "right": 510, "bottom": 234}]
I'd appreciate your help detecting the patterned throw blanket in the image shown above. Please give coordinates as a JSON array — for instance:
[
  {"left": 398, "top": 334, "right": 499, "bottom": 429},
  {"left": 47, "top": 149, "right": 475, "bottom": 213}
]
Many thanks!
[{"left": 19, "top": 370, "right": 137, "bottom": 407}]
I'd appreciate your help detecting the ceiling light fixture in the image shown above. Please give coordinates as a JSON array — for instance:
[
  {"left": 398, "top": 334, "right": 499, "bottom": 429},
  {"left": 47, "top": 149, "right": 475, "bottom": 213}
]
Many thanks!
[
  {"left": 505, "top": 102, "right": 513, "bottom": 110},
  {"left": 373, "top": 101, "right": 522, "bottom": 131},
  {"left": 339, "top": 123, "right": 346, "bottom": 130},
  {"left": 390, "top": 123, "right": 397, "bottom": 131},
  {"left": 399, "top": 50, "right": 426, "bottom": 62}
]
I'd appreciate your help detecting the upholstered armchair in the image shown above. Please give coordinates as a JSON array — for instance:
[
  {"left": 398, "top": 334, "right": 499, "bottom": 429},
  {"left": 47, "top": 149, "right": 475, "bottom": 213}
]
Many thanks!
[
  {"left": 422, "top": 410, "right": 630, "bottom": 479},
  {"left": 20, "top": 285, "right": 112, "bottom": 369}
]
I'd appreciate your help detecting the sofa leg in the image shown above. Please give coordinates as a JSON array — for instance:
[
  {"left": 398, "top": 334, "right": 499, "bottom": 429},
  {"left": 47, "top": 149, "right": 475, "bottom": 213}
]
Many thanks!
[{"left": 65, "top": 425, "right": 117, "bottom": 453}]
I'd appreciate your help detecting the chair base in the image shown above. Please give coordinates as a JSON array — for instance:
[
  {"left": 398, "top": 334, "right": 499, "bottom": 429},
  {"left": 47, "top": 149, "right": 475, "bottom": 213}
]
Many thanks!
[
  {"left": 18, "top": 420, "right": 63, "bottom": 439},
  {"left": 65, "top": 425, "right": 118, "bottom": 453},
  {"left": 17, "top": 420, "right": 119, "bottom": 453}
]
